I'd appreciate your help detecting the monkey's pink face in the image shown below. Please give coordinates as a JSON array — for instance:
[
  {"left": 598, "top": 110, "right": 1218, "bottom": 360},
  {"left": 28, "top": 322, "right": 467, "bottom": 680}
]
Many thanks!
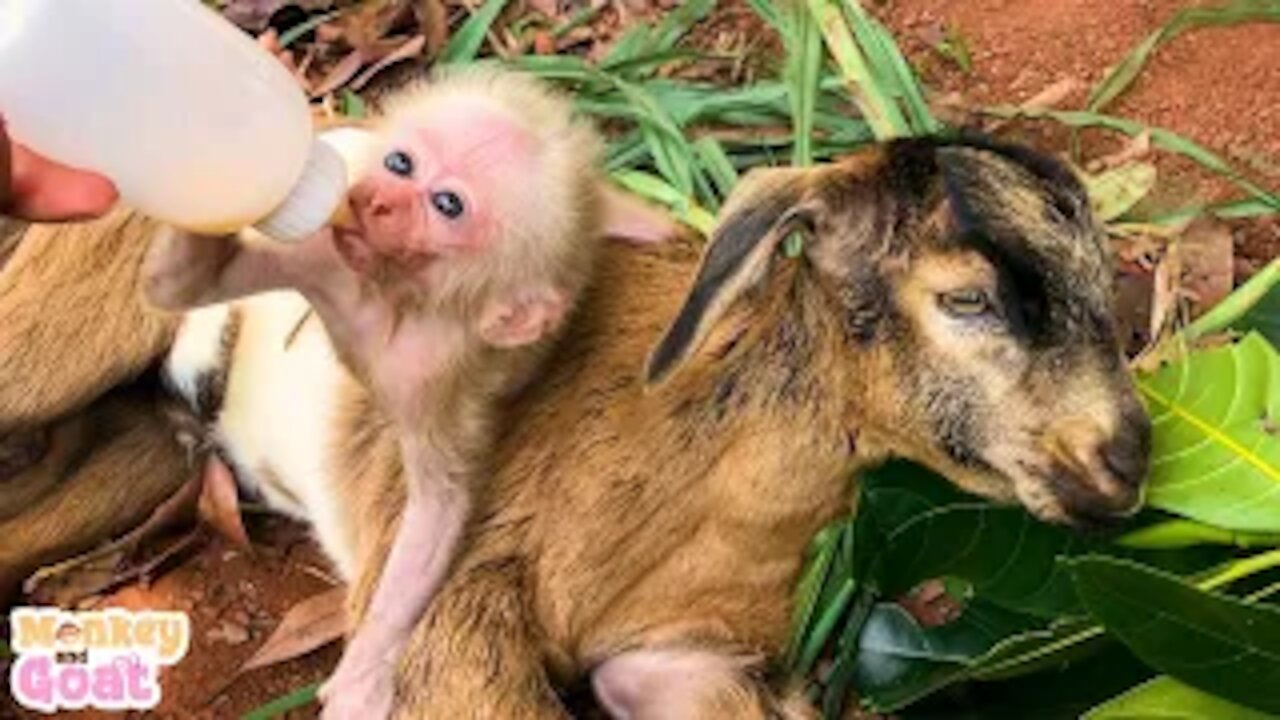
[{"left": 335, "top": 103, "right": 536, "bottom": 278}]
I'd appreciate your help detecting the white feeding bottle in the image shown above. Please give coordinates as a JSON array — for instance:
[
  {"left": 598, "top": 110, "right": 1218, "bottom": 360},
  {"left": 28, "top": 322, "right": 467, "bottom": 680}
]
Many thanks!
[{"left": 0, "top": 0, "right": 346, "bottom": 241}]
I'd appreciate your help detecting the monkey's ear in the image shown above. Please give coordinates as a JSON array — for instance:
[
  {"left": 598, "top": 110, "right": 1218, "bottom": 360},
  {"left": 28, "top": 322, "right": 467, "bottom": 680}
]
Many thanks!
[
  {"left": 599, "top": 184, "right": 679, "bottom": 245},
  {"left": 477, "top": 287, "right": 570, "bottom": 349},
  {"left": 645, "top": 166, "right": 814, "bottom": 385}
]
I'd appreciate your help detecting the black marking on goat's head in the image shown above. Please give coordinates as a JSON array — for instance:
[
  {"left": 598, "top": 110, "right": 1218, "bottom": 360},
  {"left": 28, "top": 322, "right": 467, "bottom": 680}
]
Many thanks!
[{"left": 648, "top": 136, "right": 1151, "bottom": 529}]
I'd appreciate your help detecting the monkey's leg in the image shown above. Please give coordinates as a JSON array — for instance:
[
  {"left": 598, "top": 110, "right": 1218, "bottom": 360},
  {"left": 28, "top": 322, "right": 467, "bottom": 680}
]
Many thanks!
[
  {"left": 0, "top": 209, "right": 177, "bottom": 428},
  {"left": 319, "top": 438, "right": 470, "bottom": 720},
  {"left": 393, "top": 562, "right": 570, "bottom": 720},
  {"left": 0, "top": 388, "right": 187, "bottom": 606},
  {"left": 591, "top": 648, "right": 816, "bottom": 720}
]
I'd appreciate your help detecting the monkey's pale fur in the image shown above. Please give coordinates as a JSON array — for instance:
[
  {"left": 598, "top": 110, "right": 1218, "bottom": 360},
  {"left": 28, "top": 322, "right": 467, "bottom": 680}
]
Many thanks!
[{"left": 0, "top": 135, "right": 1148, "bottom": 717}]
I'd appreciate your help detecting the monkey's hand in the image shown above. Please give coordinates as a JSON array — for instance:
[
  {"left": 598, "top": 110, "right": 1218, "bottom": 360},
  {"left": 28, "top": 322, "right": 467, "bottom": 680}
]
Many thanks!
[
  {"left": 142, "top": 227, "right": 240, "bottom": 310},
  {"left": 143, "top": 227, "right": 316, "bottom": 310}
]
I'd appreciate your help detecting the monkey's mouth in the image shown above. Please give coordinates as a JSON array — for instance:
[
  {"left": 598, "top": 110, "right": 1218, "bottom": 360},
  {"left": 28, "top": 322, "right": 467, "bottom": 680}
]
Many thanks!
[{"left": 331, "top": 225, "right": 437, "bottom": 285}]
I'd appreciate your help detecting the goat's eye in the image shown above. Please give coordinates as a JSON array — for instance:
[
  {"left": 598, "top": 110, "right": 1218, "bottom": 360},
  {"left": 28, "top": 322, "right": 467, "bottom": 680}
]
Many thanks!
[
  {"left": 431, "top": 190, "right": 465, "bottom": 219},
  {"left": 384, "top": 150, "right": 414, "bottom": 177},
  {"left": 939, "top": 289, "right": 992, "bottom": 317}
]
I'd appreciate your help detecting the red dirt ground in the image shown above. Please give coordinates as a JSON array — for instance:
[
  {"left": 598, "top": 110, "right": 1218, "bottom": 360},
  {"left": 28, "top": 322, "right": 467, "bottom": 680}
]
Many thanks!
[{"left": 2, "top": 2, "right": 1276, "bottom": 718}]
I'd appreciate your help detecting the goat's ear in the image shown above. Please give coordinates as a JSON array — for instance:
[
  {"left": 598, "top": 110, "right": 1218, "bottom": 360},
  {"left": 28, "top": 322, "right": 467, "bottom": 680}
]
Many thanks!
[{"left": 645, "top": 166, "right": 813, "bottom": 385}]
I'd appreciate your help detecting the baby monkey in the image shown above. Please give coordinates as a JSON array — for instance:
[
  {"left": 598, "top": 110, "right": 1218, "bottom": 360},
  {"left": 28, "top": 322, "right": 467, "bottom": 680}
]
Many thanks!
[{"left": 144, "top": 69, "right": 611, "bottom": 718}]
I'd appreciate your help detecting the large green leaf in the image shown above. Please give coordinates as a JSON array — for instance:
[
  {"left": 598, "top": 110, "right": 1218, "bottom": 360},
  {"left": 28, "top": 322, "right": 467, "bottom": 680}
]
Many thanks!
[
  {"left": 1084, "top": 676, "right": 1274, "bottom": 720},
  {"left": 852, "top": 600, "right": 1041, "bottom": 711},
  {"left": 853, "top": 462, "right": 1095, "bottom": 618},
  {"left": 1070, "top": 555, "right": 1280, "bottom": 714},
  {"left": 1137, "top": 333, "right": 1280, "bottom": 531}
]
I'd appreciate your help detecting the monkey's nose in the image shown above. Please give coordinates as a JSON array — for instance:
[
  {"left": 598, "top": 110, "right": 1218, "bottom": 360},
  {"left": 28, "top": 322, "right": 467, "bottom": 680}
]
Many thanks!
[{"left": 348, "top": 181, "right": 432, "bottom": 260}]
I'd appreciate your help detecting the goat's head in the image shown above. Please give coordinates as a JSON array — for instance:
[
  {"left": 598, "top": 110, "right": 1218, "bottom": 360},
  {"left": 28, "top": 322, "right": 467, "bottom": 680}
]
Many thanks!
[{"left": 646, "top": 137, "right": 1151, "bottom": 529}]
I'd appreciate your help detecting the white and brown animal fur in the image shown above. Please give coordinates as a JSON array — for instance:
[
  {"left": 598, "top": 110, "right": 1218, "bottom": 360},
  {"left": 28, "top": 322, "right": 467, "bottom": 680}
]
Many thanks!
[{"left": 0, "top": 135, "right": 1149, "bottom": 718}]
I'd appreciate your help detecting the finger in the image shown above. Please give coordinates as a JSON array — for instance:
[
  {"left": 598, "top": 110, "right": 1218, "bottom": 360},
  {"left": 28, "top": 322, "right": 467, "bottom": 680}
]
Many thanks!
[
  {"left": 0, "top": 120, "right": 12, "bottom": 211},
  {"left": 6, "top": 140, "right": 118, "bottom": 222}
]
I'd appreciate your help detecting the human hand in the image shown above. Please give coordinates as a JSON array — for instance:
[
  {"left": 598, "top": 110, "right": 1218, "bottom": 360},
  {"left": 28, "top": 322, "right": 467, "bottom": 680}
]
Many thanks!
[{"left": 0, "top": 117, "right": 118, "bottom": 221}]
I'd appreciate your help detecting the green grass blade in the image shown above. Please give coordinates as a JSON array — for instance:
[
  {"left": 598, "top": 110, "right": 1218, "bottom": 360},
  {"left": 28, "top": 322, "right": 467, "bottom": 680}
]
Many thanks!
[
  {"left": 602, "top": 0, "right": 715, "bottom": 69},
  {"left": 787, "top": 527, "right": 841, "bottom": 668},
  {"left": 796, "top": 578, "right": 856, "bottom": 675},
  {"left": 806, "top": 0, "right": 908, "bottom": 139},
  {"left": 611, "top": 170, "right": 716, "bottom": 235},
  {"left": 241, "top": 683, "right": 318, "bottom": 720},
  {"left": 1145, "top": 198, "right": 1279, "bottom": 226},
  {"left": 744, "top": 0, "right": 786, "bottom": 34},
  {"left": 692, "top": 137, "right": 739, "bottom": 206},
  {"left": 983, "top": 106, "right": 1280, "bottom": 210},
  {"left": 838, "top": 0, "right": 938, "bottom": 135},
  {"left": 1088, "top": 1, "right": 1280, "bottom": 113},
  {"left": 278, "top": 9, "right": 342, "bottom": 49},
  {"left": 439, "top": 0, "right": 512, "bottom": 64},
  {"left": 785, "top": 2, "right": 824, "bottom": 165}
]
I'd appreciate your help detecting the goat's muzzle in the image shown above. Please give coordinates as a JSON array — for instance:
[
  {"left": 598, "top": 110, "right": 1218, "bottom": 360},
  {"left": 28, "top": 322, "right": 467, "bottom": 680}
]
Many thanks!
[{"left": 1041, "top": 408, "right": 1152, "bottom": 530}]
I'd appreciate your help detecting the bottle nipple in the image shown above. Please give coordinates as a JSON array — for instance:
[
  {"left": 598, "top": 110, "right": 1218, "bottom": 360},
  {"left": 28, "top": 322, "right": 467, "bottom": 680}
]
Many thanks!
[{"left": 254, "top": 139, "right": 349, "bottom": 243}]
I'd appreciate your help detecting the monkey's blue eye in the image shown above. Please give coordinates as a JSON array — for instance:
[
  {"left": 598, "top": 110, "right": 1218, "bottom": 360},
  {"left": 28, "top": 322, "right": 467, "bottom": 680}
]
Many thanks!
[
  {"left": 431, "top": 191, "right": 465, "bottom": 219},
  {"left": 384, "top": 151, "right": 414, "bottom": 177}
]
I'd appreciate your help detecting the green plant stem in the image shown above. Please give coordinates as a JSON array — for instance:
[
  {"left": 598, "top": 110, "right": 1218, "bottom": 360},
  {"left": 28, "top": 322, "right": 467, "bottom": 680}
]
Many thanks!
[
  {"left": 278, "top": 10, "right": 343, "bottom": 49},
  {"left": 1199, "top": 548, "right": 1280, "bottom": 592},
  {"left": 1182, "top": 258, "right": 1280, "bottom": 341},
  {"left": 1118, "top": 518, "right": 1280, "bottom": 550}
]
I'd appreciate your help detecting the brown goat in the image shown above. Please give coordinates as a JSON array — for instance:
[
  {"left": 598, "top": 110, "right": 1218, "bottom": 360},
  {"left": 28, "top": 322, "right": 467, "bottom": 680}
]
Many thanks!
[
  {"left": 342, "top": 137, "right": 1151, "bottom": 717},
  {"left": 0, "top": 211, "right": 186, "bottom": 604},
  {"left": 0, "top": 137, "right": 1148, "bottom": 717}
]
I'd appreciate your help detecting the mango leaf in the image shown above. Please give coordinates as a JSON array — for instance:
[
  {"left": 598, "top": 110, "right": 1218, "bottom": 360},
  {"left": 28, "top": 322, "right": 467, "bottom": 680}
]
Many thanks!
[
  {"left": 1070, "top": 555, "right": 1280, "bottom": 714},
  {"left": 1084, "top": 675, "right": 1275, "bottom": 720},
  {"left": 852, "top": 600, "right": 1041, "bottom": 711},
  {"left": 918, "top": 646, "right": 1151, "bottom": 720},
  {"left": 1137, "top": 332, "right": 1280, "bottom": 531},
  {"left": 1241, "top": 283, "right": 1280, "bottom": 348},
  {"left": 858, "top": 462, "right": 1095, "bottom": 618},
  {"left": 1083, "top": 162, "right": 1157, "bottom": 222}
]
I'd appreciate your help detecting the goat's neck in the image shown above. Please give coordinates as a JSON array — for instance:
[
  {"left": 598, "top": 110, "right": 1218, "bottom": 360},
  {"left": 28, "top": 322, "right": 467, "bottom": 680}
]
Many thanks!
[{"left": 659, "top": 274, "right": 879, "bottom": 533}]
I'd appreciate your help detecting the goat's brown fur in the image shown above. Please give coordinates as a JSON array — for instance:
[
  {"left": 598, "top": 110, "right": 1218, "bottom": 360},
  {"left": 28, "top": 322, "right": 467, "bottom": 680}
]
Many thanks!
[{"left": 0, "top": 209, "right": 178, "bottom": 429}]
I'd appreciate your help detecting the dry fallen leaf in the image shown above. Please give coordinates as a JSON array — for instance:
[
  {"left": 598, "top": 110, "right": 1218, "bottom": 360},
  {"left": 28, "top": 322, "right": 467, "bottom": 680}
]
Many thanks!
[
  {"left": 1179, "top": 217, "right": 1235, "bottom": 316},
  {"left": 222, "top": 0, "right": 291, "bottom": 32},
  {"left": 1148, "top": 239, "right": 1183, "bottom": 347},
  {"left": 897, "top": 579, "right": 964, "bottom": 628},
  {"left": 240, "top": 586, "right": 348, "bottom": 672},
  {"left": 351, "top": 35, "right": 427, "bottom": 91},
  {"left": 198, "top": 455, "right": 252, "bottom": 549}
]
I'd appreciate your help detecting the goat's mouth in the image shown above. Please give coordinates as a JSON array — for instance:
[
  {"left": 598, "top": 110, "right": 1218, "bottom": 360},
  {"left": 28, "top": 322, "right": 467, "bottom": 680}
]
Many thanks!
[{"left": 1010, "top": 456, "right": 1147, "bottom": 531}]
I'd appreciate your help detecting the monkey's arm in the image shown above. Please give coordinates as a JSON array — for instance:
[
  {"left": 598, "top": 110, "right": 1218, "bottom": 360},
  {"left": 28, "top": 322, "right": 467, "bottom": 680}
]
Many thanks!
[
  {"left": 0, "top": 209, "right": 178, "bottom": 428},
  {"left": 143, "top": 227, "right": 359, "bottom": 311}
]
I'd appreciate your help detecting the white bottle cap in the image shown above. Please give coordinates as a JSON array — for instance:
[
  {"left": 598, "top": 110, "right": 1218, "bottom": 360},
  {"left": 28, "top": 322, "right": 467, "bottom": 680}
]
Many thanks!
[{"left": 254, "top": 139, "right": 348, "bottom": 243}]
